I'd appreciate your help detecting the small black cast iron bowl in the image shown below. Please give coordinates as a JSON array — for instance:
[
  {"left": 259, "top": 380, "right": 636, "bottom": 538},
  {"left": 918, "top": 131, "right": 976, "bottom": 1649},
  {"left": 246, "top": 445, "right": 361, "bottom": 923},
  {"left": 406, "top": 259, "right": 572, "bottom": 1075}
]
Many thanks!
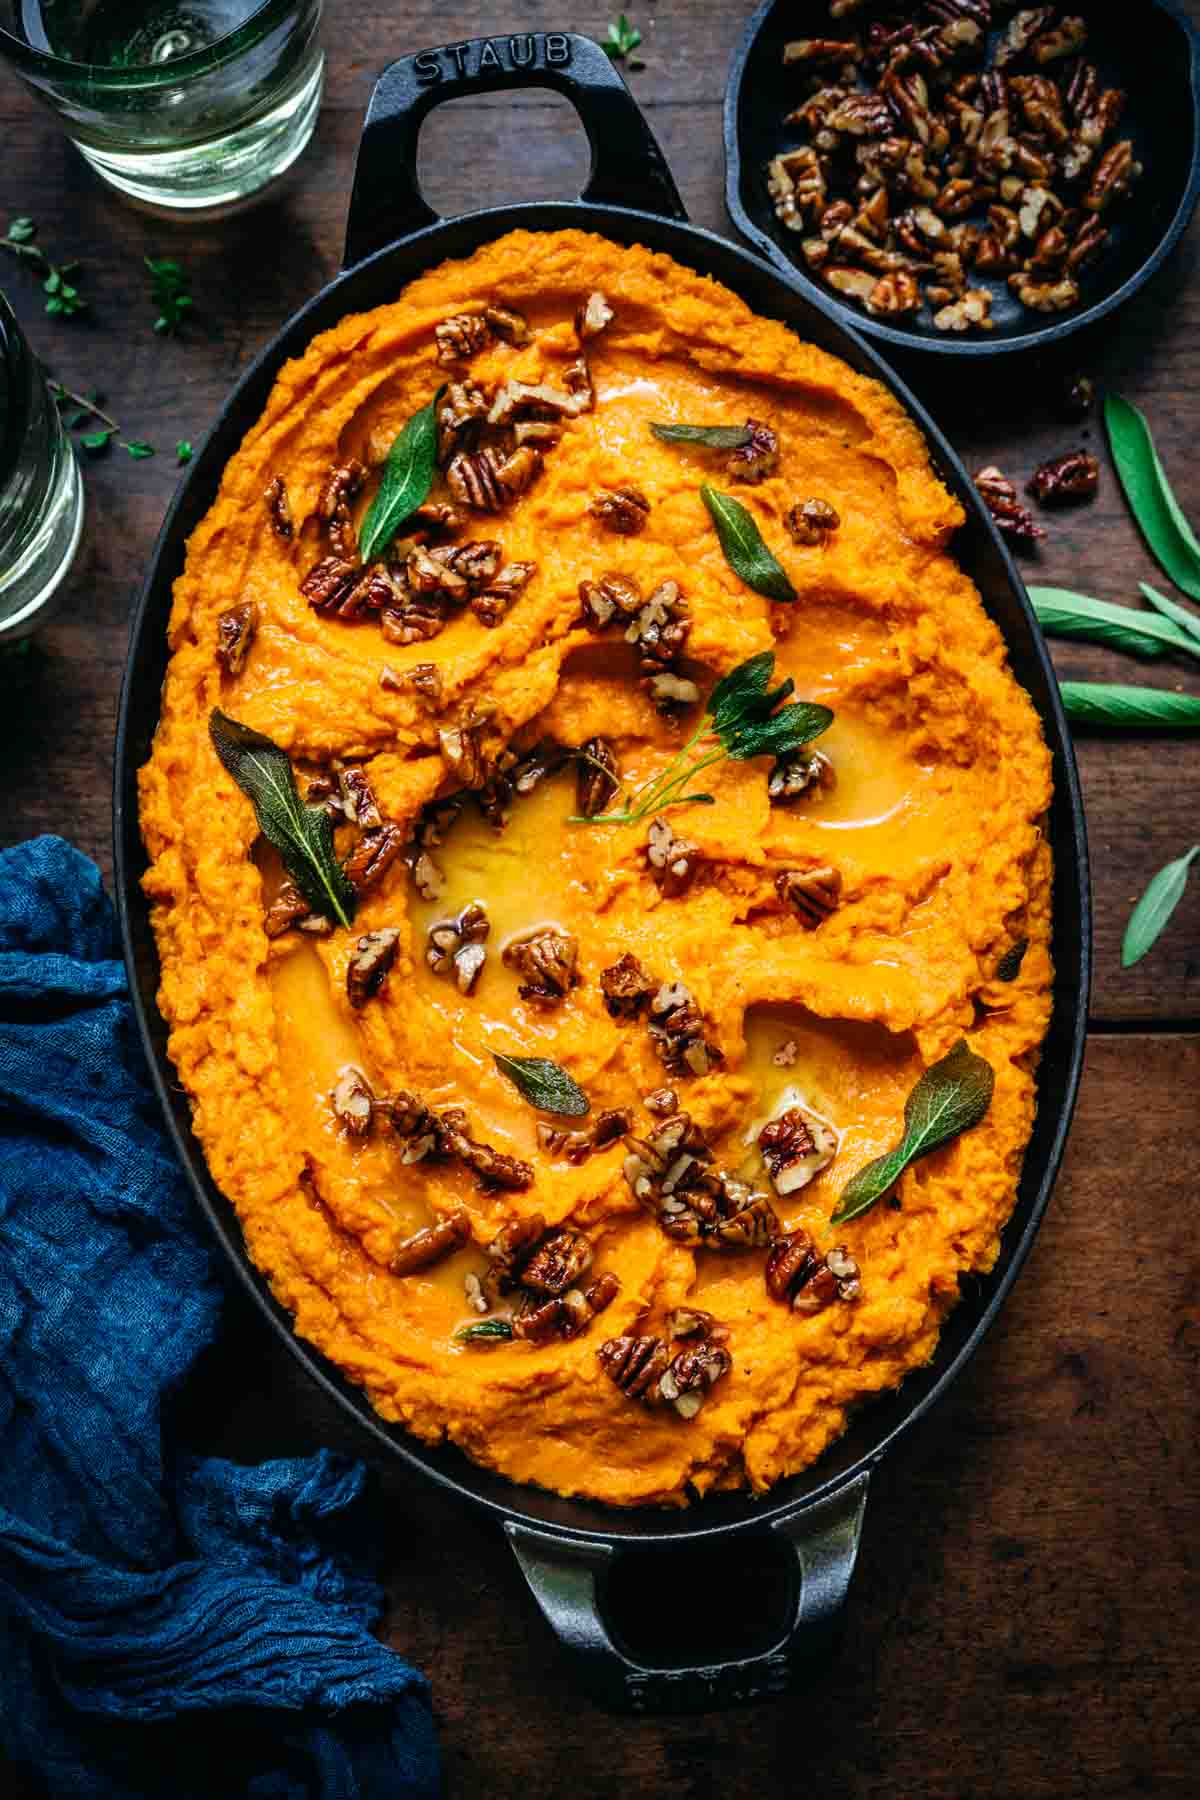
[
  {"left": 725, "top": 0, "right": 1200, "bottom": 357},
  {"left": 114, "top": 32, "right": 1091, "bottom": 1714}
]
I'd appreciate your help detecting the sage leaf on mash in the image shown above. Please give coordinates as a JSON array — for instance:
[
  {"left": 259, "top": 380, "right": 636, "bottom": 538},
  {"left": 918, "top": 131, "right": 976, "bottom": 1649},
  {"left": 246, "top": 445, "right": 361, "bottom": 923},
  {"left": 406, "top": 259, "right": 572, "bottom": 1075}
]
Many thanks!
[
  {"left": 209, "top": 710, "right": 355, "bottom": 928},
  {"left": 831, "top": 1040, "right": 995, "bottom": 1225},
  {"left": 1122, "top": 846, "right": 1200, "bottom": 968},
  {"left": 1029, "top": 586, "right": 1200, "bottom": 663},
  {"left": 1140, "top": 582, "right": 1200, "bottom": 647},
  {"left": 707, "top": 650, "right": 833, "bottom": 759},
  {"left": 701, "top": 485, "right": 797, "bottom": 604},
  {"left": 1105, "top": 394, "right": 1200, "bottom": 603},
  {"left": 1058, "top": 682, "right": 1200, "bottom": 729},
  {"left": 651, "top": 422, "right": 754, "bottom": 450},
  {"left": 456, "top": 1318, "right": 515, "bottom": 1344},
  {"left": 493, "top": 1053, "right": 590, "bottom": 1117},
  {"left": 357, "top": 386, "right": 444, "bottom": 563}
]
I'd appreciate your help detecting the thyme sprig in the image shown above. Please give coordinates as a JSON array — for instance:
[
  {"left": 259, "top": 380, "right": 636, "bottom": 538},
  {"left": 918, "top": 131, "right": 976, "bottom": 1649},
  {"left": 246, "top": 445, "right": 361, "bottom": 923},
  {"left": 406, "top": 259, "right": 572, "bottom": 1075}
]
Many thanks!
[
  {"left": 569, "top": 651, "right": 833, "bottom": 826},
  {"left": 48, "top": 382, "right": 155, "bottom": 459},
  {"left": 2, "top": 217, "right": 88, "bottom": 318}
]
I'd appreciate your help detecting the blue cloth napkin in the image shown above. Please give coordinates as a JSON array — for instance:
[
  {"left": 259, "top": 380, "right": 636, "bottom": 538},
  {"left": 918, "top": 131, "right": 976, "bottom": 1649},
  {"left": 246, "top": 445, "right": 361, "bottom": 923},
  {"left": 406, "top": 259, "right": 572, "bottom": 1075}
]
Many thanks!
[{"left": 0, "top": 837, "right": 440, "bottom": 1799}]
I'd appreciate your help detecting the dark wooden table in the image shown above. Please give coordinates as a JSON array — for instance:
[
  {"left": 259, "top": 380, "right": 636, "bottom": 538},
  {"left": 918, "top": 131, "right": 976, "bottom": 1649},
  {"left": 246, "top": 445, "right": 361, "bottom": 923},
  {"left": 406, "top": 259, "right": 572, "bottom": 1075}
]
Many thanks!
[{"left": 3, "top": 5, "right": 1198, "bottom": 1796}]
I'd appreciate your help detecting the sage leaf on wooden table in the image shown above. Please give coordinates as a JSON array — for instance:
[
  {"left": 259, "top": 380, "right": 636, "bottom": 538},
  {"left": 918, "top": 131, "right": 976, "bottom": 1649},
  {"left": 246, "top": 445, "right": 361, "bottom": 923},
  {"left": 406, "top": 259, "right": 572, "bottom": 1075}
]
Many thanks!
[
  {"left": 1140, "top": 582, "right": 1200, "bottom": 647},
  {"left": 1028, "top": 587, "right": 1200, "bottom": 662},
  {"left": 1105, "top": 393, "right": 1200, "bottom": 604},
  {"left": 456, "top": 1319, "right": 514, "bottom": 1344},
  {"left": 1058, "top": 683, "right": 1200, "bottom": 729},
  {"left": 493, "top": 1053, "right": 590, "bottom": 1116},
  {"left": 208, "top": 710, "right": 356, "bottom": 928},
  {"left": 830, "top": 1040, "right": 995, "bottom": 1226},
  {"left": 1122, "top": 846, "right": 1200, "bottom": 968},
  {"left": 357, "top": 386, "right": 444, "bottom": 563},
  {"left": 651, "top": 423, "right": 754, "bottom": 449},
  {"left": 701, "top": 485, "right": 797, "bottom": 603}
]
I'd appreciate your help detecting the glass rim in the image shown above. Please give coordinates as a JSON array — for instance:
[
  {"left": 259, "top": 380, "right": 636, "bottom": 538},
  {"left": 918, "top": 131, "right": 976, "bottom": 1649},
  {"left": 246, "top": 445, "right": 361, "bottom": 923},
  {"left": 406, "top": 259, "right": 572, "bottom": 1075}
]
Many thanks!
[
  {"left": 0, "top": 0, "right": 302, "bottom": 85},
  {"left": 0, "top": 292, "right": 32, "bottom": 501}
]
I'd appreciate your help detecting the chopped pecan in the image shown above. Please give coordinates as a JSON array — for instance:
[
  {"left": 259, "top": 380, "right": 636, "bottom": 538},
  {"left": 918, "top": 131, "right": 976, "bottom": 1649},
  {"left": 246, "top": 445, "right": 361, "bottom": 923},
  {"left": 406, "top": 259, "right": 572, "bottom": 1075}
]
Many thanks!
[
  {"left": 658, "top": 1339, "right": 732, "bottom": 1418},
  {"left": 390, "top": 1209, "right": 471, "bottom": 1276},
  {"left": 410, "top": 500, "right": 467, "bottom": 537},
  {"left": 485, "top": 1213, "right": 546, "bottom": 1284},
  {"left": 332, "top": 1065, "right": 375, "bottom": 1139},
  {"left": 521, "top": 1229, "right": 593, "bottom": 1296},
  {"left": 1008, "top": 272, "right": 1079, "bottom": 312},
  {"left": 824, "top": 266, "right": 880, "bottom": 305},
  {"left": 536, "top": 1121, "right": 594, "bottom": 1164},
  {"left": 263, "top": 878, "right": 314, "bottom": 939},
  {"left": 1029, "top": 15, "right": 1086, "bottom": 66},
  {"left": 410, "top": 851, "right": 446, "bottom": 902},
  {"left": 576, "top": 571, "right": 643, "bottom": 630},
  {"left": 598, "top": 1334, "right": 670, "bottom": 1400},
  {"left": 758, "top": 1105, "right": 838, "bottom": 1196},
  {"left": 643, "top": 1086, "right": 678, "bottom": 1115},
  {"left": 867, "top": 269, "right": 923, "bottom": 318},
  {"left": 426, "top": 901, "right": 490, "bottom": 994},
  {"left": 768, "top": 749, "right": 835, "bottom": 805},
  {"left": 483, "top": 303, "right": 530, "bottom": 346},
  {"left": 399, "top": 662, "right": 443, "bottom": 704},
  {"left": 1028, "top": 450, "right": 1099, "bottom": 506},
  {"left": 773, "top": 1039, "right": 799, "bottom": 1067},
  {"left": 437, "top": 710, "right": 493, "bottom": 788},
  {"left": 775, "top": 865, "right": 843, "bottom": 928},
  {"left": 590, "top": 485, "right": 651, "bottom": 534},
  {"left": 1066, "top": 216, "right": 1109, "bottom": 275},
  {"left": 828, "top": 90, "right": 898, "bottom": 138},
  {"left": 646, "top": 818, "right": 702, "bottom": 899},
  {"left": 973, "top": 465, "right": 1046, "bottom": 543},
  {"left": 487, "top": 375, "right": 593, "bottom": 426},
  {"left": 264, "top": 474, "right": 293, "bottom": 540},
  {"left": 379, "top": 1089, "right": 440, "bottom": 1162},
  {"left": 600, "top": 952, "right": 656, "bottom": 1020},
  {"left": 346, "top": 928, "right": 400, "bottom": 1008},
  {"left": 463, "top": 1271, "right": 489, "bottom": 1314},
  {"left": 576, "top": 736, "right": 620, "bottom": 818},
  {"left": 726, "top": 419, "right": 780, "bottom": 484},
  {"left": 624, "top": 579, "right": 691, "bottom": 681},
  {"left": 337, "top": 764, "right": 382, "bottom": 829},
  {"left": 765, "top": 1229, "right": 820, "bottom": 1303},
  {"left": 437, "top": 382, "right": 490, "bottom": 462},
  {"left": 592, "top": 1108, "right": 633, "bottom": 1148},
  {"left": 472, "top": 560, "right": 536, "bottom": 627},
  {"left": 767, "top": 147, "right": 828, "bottom": 231},
  {"left": 447, "top": 445, "right": 542, "bottom": 512},
  {"left": 511, "top": 1294, "right": 569, "bottom": 1343},
  {"left": 1085, "top": 140, "right": 1141, "bottom": 214},
  {"left": 439, "top": 1116, "right": 534, "bottom": 1192},
  {"left": 317, "top": 458, "right": 365, "bottom": 561},
  {"left": 995, "top": 7, "right": 1056, "bottom": 68},
  {"left": 786, "top": 498, "right": 841, "bottom": 545},
  {"left": 502, "top": 927, "right": 581, "bottom": 1007},
  {"left": 216, "top": 601, "right": 258, "bottom": 678},
  {"left": 647, "top": 982, "right": 722, "bottom": 1080},
  {"left": 768, "top": 1233, "right": 861, "bottom": 1312},
  {"left": 783, "top": 37, "right": 861, "bottom": 67},
  {"left": 345, "top": 823, "right": 406, "bottom": 897},
  {"left": 665, "top": 1307, "right": 726, "bottom": 1341},
  {"left": 435, "top": 312, "right": 492, "bottom": 364},
  {"left": 300, "top": 556, "right": 362, "bottom": 618},
  {"left": 932, "top": 288, "right": 993, "bottom": 332},
  {"left": 558, "top": 1273, "right": 620, "bottom": 1340},
  {"left": 511, "top": 742, "right": 570, "bottom": 795},
  {"left": 575, "top": 290, "right": 614, "bottom": 340}
]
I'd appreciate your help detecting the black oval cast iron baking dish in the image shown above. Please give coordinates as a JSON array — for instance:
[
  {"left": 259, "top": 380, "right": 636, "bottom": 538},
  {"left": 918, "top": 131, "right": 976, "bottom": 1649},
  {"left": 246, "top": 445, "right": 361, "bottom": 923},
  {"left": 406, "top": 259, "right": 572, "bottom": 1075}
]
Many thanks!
[
  {"left": 114, "top": 31, "right": 1091, "bottom": 1714},
  {"left": 724, "top": 0, "right": 1200, "bottom": 358}
]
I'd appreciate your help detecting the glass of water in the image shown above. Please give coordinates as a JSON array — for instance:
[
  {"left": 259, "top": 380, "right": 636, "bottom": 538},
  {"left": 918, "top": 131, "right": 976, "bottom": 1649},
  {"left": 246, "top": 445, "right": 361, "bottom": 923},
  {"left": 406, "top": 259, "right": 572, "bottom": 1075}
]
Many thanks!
[
  {"left": 0, "top": 292, "right": 84, "bottom": 641},
  {"left": 0, "top": 0, "right": 323, "bottom": 216}
]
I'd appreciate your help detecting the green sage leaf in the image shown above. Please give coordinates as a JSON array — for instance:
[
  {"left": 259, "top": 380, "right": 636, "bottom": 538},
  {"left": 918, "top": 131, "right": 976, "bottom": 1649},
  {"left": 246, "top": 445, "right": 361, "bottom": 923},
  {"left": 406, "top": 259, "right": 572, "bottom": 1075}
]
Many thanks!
[
  {"left": 6, "top": 216, "right": 35, "bottom": 243},
  {"left": 995, "top": 938, "right": 1028, "bottom": 982},
  {"left": 1105, "top": 393, "right": 1200, "bottom": 603},
  {"left": 1121, "top": 845, "right": 1200, "bottom": 968},
  {"left": 1058, "top": 682, "right": 1200, "bottom": 729},
  {"left": 1029, "top": 586, "right": 1200, "bottom": 663},
  {"left": 1140, "top": 582, "right": 1200, "bottom": 648},
  {"left": 493, "top": 1052, "right": 590, "bottom": 1116},
  {"left": 358, "top": 387, "right": 444, "bottom": 563},
  {"left": 701, "top": 485, "right": 796, "bottom": 604},
  {"left": 831, "top": 1040, "right": 995, "bottom": 1225},
  {"left": 455, "top": 1318, "right": 514, "bottom": 1344},
  {"left": 652, "top": 422, "right": 753, "bottom": 450},
  {"left": 208, "top": 710, "right": 355, "bottom": 928},
  {"left": 123, "top": 441, "right": 155, "bottom": 460},
  {"left": 725, "top": 702, "right": 834, "bottom": 762},
  {"left": 176, "top": 439, "right": 193, "bottom": 465}
]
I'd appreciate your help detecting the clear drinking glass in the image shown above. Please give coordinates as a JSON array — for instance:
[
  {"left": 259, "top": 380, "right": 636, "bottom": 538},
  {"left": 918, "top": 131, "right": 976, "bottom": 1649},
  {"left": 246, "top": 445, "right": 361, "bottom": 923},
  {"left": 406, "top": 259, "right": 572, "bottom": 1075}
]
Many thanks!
[
  {"left": 0, "top": 0, "right": 324, "bottom": 216},
  {"left": 0, "top": 292, "right": 84, "bottom": 641}
]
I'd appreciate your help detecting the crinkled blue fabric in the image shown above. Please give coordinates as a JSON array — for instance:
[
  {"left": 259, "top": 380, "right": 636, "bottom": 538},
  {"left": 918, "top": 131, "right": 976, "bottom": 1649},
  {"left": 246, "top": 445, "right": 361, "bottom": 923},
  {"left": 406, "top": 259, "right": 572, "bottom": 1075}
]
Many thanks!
[{"left": 0, "top": 838, "right": 440, "bottom": 1799}]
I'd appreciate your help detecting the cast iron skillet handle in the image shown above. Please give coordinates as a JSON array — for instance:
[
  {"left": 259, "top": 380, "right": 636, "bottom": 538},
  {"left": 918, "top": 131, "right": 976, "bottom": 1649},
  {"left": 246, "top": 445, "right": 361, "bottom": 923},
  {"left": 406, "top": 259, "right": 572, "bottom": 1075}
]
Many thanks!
[
  {"left": 505, "top": 1472, "right": 869, "bottom": 1714},
  {"left": 344, "top": 31, "right": 688, "bottom": 269}
]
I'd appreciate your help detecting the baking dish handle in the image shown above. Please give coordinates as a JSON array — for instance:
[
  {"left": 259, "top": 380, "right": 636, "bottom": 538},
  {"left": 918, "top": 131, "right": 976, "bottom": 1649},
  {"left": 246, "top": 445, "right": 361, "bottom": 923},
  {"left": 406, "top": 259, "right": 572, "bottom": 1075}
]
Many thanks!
[
  {"left": 505, "top": 1471, "right": 869, "bottom": 1713},
  {"left": 344, "top": 31, "right": 687, "bottom": 269}
]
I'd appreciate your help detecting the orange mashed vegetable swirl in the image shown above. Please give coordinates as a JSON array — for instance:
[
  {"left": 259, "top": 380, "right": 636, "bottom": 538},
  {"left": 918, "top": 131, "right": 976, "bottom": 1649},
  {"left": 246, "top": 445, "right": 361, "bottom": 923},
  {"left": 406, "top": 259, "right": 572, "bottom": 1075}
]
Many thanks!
[{"left": 139, "top": 230, "right": 1053, "bottom": 1507}]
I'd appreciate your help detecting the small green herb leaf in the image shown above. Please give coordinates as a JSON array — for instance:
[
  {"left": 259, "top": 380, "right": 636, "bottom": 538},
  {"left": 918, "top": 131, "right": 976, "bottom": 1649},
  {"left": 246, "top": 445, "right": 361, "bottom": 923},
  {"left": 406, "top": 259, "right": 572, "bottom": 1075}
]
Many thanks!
[
  {"left": 6, "top": 216, "right": 35, "bottom": 243},
  {"left": 1106, "top": 393, "right": 1200, "bottom": 603},
  {"left": 831, "top": 1040, "right": 995, "bottom": 1225},
  {"left": 724, "top": 701, "right": 834, "bottom": 762},
  {"left": 358, "top": 388, "right": 445, "bottom": 563},
  {"left": 208, "top": 710, "right": 355, "bottom": 928},
  {"left": 651, "top": 422, "right": 753, "bottom": 450},
  {"left": 176, "top": 439, "right": 193, "bottom": 465},
  {"left": 80, "top": 429, "right": 114, "bottom": 453},
  {"left": 701, "top": 485, "right": 796, "bottom": 603},
  {"left": 122, "top": 441, "right": 154, "bottom": 459},
  {"left": 1121, "top": 846, "right": 1200, "bottom": 968},
  {"left": 995, "top": 938, "right": 1028, "bottom": 982},
  {"left": 455, "top": 1318, "right": 514, "bottom": 1344},
  {"left": 1140, "top": 582, "right": 1200, "bottom": 647},
  {"left": 1029, "top": 586, "right": 1200, "bottom": 663},
  {"left": 146, "top": 256, "right": 194, "bottom": 336},
  {"left": 604, "top": 13, "right": 642, "bottom": 62},
  {"left": 1058, "top": 682, "right": 1200, "bottom": 729},
  {"left": 492, "top": 1053, "right": 590, "bottom": 1116}
]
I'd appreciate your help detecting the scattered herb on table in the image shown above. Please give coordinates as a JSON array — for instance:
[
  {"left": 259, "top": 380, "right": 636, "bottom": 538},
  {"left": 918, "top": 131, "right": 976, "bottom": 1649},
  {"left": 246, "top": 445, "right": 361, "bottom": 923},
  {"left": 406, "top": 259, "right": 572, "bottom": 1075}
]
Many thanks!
[
  {"left": 357, "top": 387, "right": 445, "bottom": 562},
  {"left": 176, "top": 439, "right": 193, "bottom": 465},
  {"left": 123, "top": 440, "right": 154, "bottom": 459},
  {"left": 701, "top": 485, "right": 796, "bottom": 603},
  {"left": 831, "top": 1040, "right": 995, "bottom": 1226},
  {"left": 145, "top": 256, "right": 194, "bottom": 335},
  {"left": 1029, "top": 586, "right": 1200, "bottom": 664},
  {"left": 604, "top": 14, "right": 644, "bottom": 68},
  {"left": 651, "top": 422, "right": 753, "bottom": 450},
  {"left": 1122, "top": 846, "right": 1200, "bottom": 968},
  {"left": 1058, "top": 682, "right": 1200, "bottom": 730},
  {"left": 571, "top": 650, "right": 833, "bottom": 827},
  {"left": 2, "top": 216, "right": 88, "bottom": 318},
  {"left": 48, "top": 381, "right": 156, "bottom": 460},
  {"left": 492, "top": 1053, "right": 590, "bottom": 1117},
  {"left": 208, "top": 710, "right": 356, "bottom": 928},
  {"left": 1106, "top": 393, "right": 1200, "bottom": 604},
  {"left": 455, "top": 1318, "right": 514, "bottom": 1344}
]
